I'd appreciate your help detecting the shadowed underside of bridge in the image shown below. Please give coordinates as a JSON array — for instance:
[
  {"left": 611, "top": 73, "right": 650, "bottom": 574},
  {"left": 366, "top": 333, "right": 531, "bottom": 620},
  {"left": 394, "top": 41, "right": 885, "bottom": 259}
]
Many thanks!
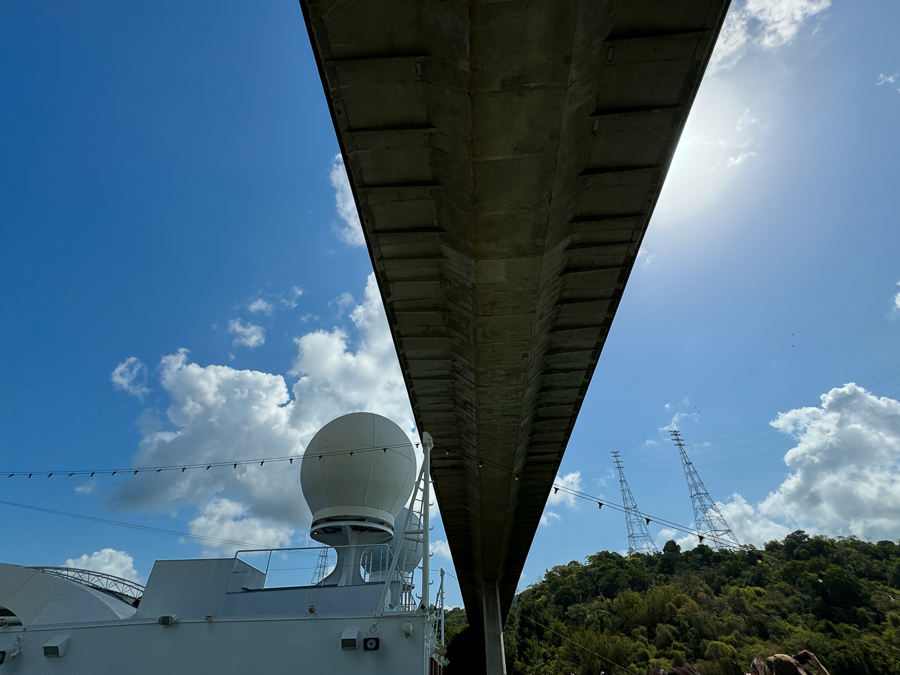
[{"left": 300, "top": 0, "right": 730, "bottom": 659}]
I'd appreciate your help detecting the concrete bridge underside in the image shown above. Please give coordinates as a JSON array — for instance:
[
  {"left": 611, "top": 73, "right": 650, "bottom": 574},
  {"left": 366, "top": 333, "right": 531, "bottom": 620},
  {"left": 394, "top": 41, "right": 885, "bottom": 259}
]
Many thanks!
[{"left": 300, "top": 0, "right": 730, "bottom": 670}]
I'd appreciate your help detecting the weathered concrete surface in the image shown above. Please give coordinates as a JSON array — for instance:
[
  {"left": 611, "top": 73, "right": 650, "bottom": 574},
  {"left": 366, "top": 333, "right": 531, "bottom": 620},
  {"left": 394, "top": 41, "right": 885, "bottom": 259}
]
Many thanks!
[{"left": 300, "top": 0, "right": 730, "bottom": 644}]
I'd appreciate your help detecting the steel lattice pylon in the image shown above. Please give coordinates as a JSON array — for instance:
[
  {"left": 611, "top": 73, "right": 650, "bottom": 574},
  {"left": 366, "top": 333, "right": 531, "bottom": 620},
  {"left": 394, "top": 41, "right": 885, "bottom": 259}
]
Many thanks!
[
  {"left": 612, "top": 451, "right": 659, "bottom": 555},
  {"left": 670, "top": 429, "right": 740, "bottom": 550},
  {"left": 311, "top": 547, "right": 331, "bottom": 585}
]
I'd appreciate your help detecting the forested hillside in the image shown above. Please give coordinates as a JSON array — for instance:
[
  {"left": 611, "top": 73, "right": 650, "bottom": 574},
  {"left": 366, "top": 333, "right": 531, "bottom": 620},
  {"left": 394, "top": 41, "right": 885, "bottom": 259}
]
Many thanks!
[{"left": 445, "top": 532, "right": 900, "bottom": 675}]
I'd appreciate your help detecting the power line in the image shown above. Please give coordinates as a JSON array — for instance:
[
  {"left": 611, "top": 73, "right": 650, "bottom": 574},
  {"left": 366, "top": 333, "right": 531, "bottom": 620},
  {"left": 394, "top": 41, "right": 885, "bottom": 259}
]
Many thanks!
[
  {"left": 432, "top": 440, "right": 744, "bottom": 551},
  {"left": 0, "top": 498, "right": 280, "bottom": 551},
  {"left": 2, "top": 436, "right": 751, "bottom": 559}
]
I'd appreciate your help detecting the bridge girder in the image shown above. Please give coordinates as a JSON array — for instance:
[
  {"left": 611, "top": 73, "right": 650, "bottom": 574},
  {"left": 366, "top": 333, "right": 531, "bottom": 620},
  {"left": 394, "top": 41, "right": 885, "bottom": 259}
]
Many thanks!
[{"left": 300, "top": 0, "right": 731, "bottom": 650}]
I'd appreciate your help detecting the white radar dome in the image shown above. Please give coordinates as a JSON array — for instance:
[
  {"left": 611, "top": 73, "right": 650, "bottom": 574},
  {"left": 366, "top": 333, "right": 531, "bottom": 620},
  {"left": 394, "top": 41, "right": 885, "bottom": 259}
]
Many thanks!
[{"left": 301, "top": 412, "right": 417, "bottom": 547}]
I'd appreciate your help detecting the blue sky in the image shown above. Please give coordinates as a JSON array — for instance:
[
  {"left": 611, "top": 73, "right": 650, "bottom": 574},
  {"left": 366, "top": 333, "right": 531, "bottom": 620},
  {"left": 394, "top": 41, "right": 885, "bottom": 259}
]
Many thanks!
[{"left": 1, "top": 1, "right": 899, "bottom": 607}]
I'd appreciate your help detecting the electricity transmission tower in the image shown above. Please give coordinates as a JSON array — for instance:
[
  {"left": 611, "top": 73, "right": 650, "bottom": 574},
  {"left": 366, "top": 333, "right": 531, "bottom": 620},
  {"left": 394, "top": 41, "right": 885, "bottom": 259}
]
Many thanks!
[
  {"left": 311, "top": 547, "right": 331, "bottom": 585},
  {"left": 669, "top": 429, "right": 740, "bottom": 550},
  {"left": 612, "top": 451, "right": 659, "bottom": 555}
]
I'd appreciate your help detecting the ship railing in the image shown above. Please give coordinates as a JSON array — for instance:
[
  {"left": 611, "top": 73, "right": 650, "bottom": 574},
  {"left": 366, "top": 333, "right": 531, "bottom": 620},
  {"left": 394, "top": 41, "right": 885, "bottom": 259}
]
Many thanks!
[{"left": 232, "top": 544, "right": 396, "bottom": 586}]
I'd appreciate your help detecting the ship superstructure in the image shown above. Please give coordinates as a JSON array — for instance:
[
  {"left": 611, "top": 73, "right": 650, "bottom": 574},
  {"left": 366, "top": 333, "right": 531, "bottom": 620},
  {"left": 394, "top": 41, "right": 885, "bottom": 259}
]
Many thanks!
[{"left": 0, "top": 413, "right": 447, "bottom": 674}]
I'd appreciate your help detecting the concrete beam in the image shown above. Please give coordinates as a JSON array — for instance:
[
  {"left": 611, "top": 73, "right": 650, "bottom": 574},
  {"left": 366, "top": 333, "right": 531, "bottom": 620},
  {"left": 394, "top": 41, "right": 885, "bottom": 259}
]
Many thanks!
[
  {"left": 300, "top": 0, "right": 731, "bottom": 663},
  {"left": 483, "top": 579, "right": 507, "bottom": 675}
]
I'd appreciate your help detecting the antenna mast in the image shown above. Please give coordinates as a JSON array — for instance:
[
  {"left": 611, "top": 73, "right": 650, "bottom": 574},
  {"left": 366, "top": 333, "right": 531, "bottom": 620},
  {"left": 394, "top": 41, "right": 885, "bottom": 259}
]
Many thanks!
[
  {"left": 669, "top": 429, "right": 740, "bottom": 550},
  {"left": 611, "top": 451, "right": 659, "bottom": 555}
]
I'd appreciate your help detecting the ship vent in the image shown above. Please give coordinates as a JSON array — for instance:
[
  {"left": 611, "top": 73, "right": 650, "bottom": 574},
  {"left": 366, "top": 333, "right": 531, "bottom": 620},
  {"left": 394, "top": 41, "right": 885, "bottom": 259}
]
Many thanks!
[
  {"left": 341, "top": 629, "right": 360, "bottom": 650},
  {"left": 43, "top": 636, "right": 70, "bottom": 657}
]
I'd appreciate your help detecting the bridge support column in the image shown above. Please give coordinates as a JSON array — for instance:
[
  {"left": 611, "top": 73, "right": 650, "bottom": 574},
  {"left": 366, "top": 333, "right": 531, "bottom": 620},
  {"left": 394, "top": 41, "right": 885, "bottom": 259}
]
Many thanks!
[{"left": 483, "top": 579, "right": 507, "bottom": 675}]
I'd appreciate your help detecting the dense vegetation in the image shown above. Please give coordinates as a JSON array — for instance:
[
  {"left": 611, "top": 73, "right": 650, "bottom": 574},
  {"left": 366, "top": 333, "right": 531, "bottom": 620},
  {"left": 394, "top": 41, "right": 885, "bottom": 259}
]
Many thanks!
[{"left": 445, "top": 532, "right": 900, "bottom": 675}]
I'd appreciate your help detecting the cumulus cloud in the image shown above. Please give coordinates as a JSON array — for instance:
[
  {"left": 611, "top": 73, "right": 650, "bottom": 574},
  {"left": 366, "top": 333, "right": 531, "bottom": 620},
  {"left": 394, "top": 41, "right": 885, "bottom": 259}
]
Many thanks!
[
  {"left": 330, "top": 155, "right": 364, "bottom": 247},
  {"left": 432, "top": 539, "right": 453, "bottom": 561},
  {"left": 540, "top": 511, "right": 561, "bottom": 527},
  {"left": 657, "top": 528, "right": 699, "bottom": 552},
  {"left": 710, "top": 0, "right": 831, "bottom": 73},
  {"left": 110, "top": 357, "right": 150, "bottom": 399},
  {"left": 64, "top": 548, "right": 140, "bottom": 582},
  {"left": 893, "top": 282, "right": 900, "bottom": 312},
  {"left": 289, "top": 273, "right": 414, "bottom": 431},
  {"left": 249, "top": 299, "right": 274, "bottom": 315},
  {"left": 189, "top": 498, "right": 293, "bottom": 556},
  {"left": 721, "top": 383, "right": 900, "bottom": 545},
  {"left": 538, "top": 472, "right": 584, "bottom": 527},
  {"left": 547, "top": 472, "right": 583, "bottom": 509},
  {"left": 718, "top": 494, "right": 791, "bottom": 545},
  {"left": 108, "top": 274, "right": 414, "bottom": 551},
  {"left": 228, "top": 318, "right": 265, "bottom": 348},
  {"left": 877, "top": 73, "right": 897, "bottom": 86},
  {"left": 107, "top": 349, "right": 306, "bottom": 525}
]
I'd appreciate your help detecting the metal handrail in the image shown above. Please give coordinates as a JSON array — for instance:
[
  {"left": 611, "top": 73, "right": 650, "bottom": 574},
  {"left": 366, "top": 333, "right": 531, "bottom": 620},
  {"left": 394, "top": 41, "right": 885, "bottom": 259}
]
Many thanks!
[
  {"left": 30, "top": 566, "right": 145, "bottom": 606},
  {"left": 233, "top": 544, "right": 395, "bottom": 585}
]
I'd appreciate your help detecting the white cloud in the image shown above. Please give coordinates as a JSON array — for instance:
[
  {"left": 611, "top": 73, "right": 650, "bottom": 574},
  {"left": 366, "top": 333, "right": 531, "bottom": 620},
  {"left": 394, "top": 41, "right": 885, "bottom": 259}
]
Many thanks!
[
  {"left": 547, "top": 472, "right": 582, "bottom": 509},
  {"left": 335, "top": 291, "right": 355, "bottom": 311},
  {"left": 735, "top": 108, "right": 761, "bottom": 133},
  {"left": 247, "top": 287, "right": 303, "bottom": 314},
  {"left": 189, "top": 498, "right": 293, "bottom": 556},
  {"left": 280, "top": 287, "right": 304, "bottom": 309},
  {"left": 877, "top": 73, "right": 897, "bottom": 86},
  {"left": 709, "top": 0, "right": 831, "bottom": 73},
  {"left": 75, "top": 480, "right": 97, "bottom": 495},
  {"left": 538, "top": 473, "right": 583, "bottom": 528},
  {"left": 661, "top": 411, "right": 698, "bottom": 431},
  {"left": 64, "top": 549, "right": 140, "bottom": 582},
  {"left": 721, "top": 383, "right": 900, "bottom": 545},
  {"left": 108, "top": 274, "right": 414, "bottom": 551},
  {"left": 330, "top": 155, "right": 364, "bottom": 247},
  {"left": 893, "top": 282, "right": 900, "bottom": 312},
  {"left": 657, "top": 526, "right": 734, "bottom": 552},
  {"left": 432, "top": 539, "right": 453, "bottom": 561},
  {"left": 594, "top": 468, "right": 614, "bottom": 486},
  {"left": 107, "top": 349, "right": 307, "bottom": 526},
  {"left": 657, "top": 527, "right": 700, "bottom": 552},
  {"left": 540, "top": 511, "right": 561, "bottom": 528},
  {"left": 289, "top": 273, "right": 414, "bottom": 430},
  {"left": 718, "top": 494, "right": 791, "bottom": 545},
  {"left": 228, "top": 318, "right": 265, "bottom": 348},
  {"left": 249, "top": 299, "right": 274, "bottom": 315},
  {"left": 727, "top": 151, "right": 758, "bottom": 167},
  {"left": 110, "top": 357, "right": 150, "bottom": 400}
]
